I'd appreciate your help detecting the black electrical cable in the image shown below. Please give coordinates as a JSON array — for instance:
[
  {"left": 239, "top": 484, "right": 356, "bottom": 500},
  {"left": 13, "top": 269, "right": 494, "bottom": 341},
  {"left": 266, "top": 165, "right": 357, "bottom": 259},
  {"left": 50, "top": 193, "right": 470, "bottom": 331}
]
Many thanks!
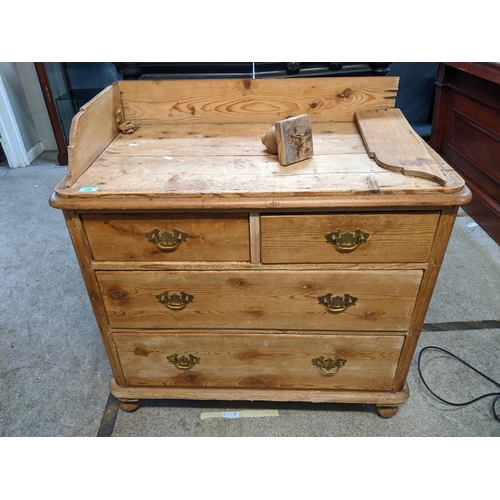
[{"left": 417, "top": 346, "right": 500, "bottom": 423}]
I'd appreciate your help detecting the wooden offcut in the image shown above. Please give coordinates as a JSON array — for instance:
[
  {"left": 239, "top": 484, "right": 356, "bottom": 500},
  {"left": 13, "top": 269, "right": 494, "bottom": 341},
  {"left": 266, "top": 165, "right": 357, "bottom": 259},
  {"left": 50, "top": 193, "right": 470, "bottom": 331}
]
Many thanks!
[
  {"left": 355, "top": 108, "right": 448, "bottom": 186},
  {"left": 261, "top": 126, "right": 278, "bottom": 154},
  {"left": 275, "top": 114, "right": 314, "bottom": 166}
]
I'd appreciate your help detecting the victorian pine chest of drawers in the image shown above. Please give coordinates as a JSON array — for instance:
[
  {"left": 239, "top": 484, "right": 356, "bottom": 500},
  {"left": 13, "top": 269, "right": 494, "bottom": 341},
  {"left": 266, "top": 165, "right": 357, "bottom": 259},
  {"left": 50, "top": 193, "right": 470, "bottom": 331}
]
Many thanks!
[{"left": 50, "top": 77, "right": 471, "bottom": 417}]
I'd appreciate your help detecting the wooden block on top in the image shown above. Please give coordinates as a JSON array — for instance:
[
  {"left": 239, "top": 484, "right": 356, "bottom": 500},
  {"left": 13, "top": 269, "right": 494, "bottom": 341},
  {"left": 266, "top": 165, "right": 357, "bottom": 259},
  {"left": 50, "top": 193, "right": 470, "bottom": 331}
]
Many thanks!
[{"left": 275, "top": 114, "right": 314, "bottom": 166}]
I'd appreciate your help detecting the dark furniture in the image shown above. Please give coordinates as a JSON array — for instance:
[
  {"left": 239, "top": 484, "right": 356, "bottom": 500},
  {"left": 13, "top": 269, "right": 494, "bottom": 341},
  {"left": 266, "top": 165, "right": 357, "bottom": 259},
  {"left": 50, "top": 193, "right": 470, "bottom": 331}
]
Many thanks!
[
  {"left": 430, "top": 62, "right": 500, "bottom": 244},
  {"left": 112, "top": 62, "right": 392, "bottom": 80},
  {"left": 34, "top": 63, "right": 69, "bottom": 165}
]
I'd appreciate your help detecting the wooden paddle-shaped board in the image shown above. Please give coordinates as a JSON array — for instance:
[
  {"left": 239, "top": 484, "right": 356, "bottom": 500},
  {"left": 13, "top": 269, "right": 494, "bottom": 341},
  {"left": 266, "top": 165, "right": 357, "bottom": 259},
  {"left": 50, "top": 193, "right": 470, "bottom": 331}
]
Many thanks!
[{"left": 355, "top": 108, "right": 447, "bottom": 186}]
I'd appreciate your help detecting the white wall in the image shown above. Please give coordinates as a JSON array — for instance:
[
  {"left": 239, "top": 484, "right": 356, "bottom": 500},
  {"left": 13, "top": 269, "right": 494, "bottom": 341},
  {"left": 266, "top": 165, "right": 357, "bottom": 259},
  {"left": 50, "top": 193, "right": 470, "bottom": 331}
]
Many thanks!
[
  {"left": 0, "top": 62, "right": 45, "bottom": 167},
  {"left": 16, "top": 63, "right": 57, "bottom": 151}
]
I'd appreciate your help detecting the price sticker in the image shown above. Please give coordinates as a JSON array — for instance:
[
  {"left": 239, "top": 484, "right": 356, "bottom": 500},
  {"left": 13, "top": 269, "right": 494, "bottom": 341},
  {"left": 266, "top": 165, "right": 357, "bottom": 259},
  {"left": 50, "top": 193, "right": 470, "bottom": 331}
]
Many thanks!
[{"left": 221, "top": 411, "right": 240, "bottom": 419}]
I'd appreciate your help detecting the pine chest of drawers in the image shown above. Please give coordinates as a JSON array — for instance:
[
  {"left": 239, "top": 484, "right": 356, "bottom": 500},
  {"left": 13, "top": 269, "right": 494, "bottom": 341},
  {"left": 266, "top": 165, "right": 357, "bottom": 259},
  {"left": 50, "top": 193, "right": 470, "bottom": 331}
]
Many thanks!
[{"left": 50, "top": 77, "right": 471, "bottom": 417}]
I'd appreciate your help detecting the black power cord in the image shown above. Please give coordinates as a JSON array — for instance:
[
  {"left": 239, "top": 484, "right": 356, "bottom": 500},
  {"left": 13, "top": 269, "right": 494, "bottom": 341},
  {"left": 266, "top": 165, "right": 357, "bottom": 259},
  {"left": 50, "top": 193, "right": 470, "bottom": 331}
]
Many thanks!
[{"left": 417, "top": 346, "right": 500, "bottom": 423}]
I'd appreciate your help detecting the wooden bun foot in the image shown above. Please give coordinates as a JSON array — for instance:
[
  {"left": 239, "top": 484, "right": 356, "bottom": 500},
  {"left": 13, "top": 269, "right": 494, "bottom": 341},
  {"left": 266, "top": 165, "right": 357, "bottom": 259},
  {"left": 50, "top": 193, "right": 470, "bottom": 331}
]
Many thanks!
[
  {"left": 376, "top": 405, "right": 399, "bottom": 418},
  {"left": 119, "top": 398, "right": 141, "bottom": 412}
]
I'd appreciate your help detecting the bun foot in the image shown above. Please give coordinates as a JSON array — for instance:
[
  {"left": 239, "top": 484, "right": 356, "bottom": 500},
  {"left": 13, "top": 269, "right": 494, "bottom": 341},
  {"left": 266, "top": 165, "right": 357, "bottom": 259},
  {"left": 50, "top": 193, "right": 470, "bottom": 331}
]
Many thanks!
[
  {"left": 376, "top": 405, "right": 399, "bottom": 418},
  {"left": 119, "top": 398, "right": 140, "bottom": 412}
]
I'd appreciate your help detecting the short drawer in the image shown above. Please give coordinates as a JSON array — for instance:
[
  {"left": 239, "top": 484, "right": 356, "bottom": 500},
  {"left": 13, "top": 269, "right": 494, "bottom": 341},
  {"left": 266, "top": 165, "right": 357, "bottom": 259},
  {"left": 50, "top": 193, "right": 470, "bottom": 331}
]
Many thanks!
[
  {"left": 82, "top": 213, "right": 250, "bottom": 262},
  {"left": 260, "top": 212, "right": 440, "bottom": 263},
  {"left": 113, "top": 332, "right": 405, "bottom": 391},
  {"left": 98, "top": 269, "right": 422, "bottom": 331}
]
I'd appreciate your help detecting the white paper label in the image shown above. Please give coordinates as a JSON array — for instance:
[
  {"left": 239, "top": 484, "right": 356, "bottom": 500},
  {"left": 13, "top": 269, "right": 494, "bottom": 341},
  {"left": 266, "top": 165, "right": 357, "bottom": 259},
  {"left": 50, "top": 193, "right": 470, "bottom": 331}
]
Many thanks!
[
  {"left": 221, "top": 411, "right": 240, "bottom": 419},
  {"left": 200, "top": 410, "right": 279, "bottom": 420},
  {"left": 79, "top": 186, "right": 98, "bottom": 192}
]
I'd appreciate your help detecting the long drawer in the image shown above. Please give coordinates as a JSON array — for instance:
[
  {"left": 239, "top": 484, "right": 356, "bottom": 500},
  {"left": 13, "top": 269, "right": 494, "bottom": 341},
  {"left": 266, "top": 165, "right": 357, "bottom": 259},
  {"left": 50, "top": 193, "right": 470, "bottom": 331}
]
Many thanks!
[
  {"left": 113, "top": 332, "right": 405, "bottom": 391},
  {"left": 260, "top": 212, "right": 440, "bottom": 263},
  {"left": 98, "top": 270, "right": 422, "bottom": 331},
  {"left": 82, "top": 213, "right": 250, "bottom": 262}
]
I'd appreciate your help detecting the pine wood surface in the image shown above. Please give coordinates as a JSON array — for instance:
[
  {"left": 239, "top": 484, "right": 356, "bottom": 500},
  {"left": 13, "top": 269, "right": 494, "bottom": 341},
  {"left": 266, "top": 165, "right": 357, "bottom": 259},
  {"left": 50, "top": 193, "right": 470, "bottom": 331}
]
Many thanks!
[
  {"left": 56, "top": 77, "right": 466, "bottom": 201},
  {"left": 97, "top": 269, "right": 422, "bottom": 331},
  {"left": 391, "top": 206, "right": 459, "bottom": 391},
  {"left": 64, "top": 76, "right": 396, "bottom": 190},
  {"left": 260, "top": 212, "right": 440, "bottom": 264},
  {"left": 65, "top": 84, "right": 121, "bottom": 187},
  {"left": 109, "top": 378, "right": 410, "bottom": 405},
  {"left": 63, "top": 153, "right": 458, "bottom": 198},
  {"left": 50, "top": 187, "right": 472, "bottom": 211},
  {"left": 117, "top": 77, "right": 398, "bottom": 125},
  {"left": 82, "top": 213, "right": 250, "bottom": 262},
  {"left": 55, "top": 145, "right": 464, "bottom": 201},
  {"left": 63, "top": 211, "right": 126, "bottom": 385},
  {"left": 249, "top": 213, "right": 261, "bottom": 263},
  {"left": 356, "top": 108, "right": 448, "bottom": 186},
  {"left": 50, "top": 77, "right": 472, "bottom": 415},
  {"left": 275, "top": 114, "right": 314, "bottom": 165},
  {"left": 112, "top": 332, "right": 404, "bottom": 391},
  {"left": 54, "top": 120, "right": 465, "bottom": 202},
  {"left": 90, "top": 262, "right": 429, "bottom": 272},
  {"left": 103, "top": 122, "right": 366, "bottom": 157}
]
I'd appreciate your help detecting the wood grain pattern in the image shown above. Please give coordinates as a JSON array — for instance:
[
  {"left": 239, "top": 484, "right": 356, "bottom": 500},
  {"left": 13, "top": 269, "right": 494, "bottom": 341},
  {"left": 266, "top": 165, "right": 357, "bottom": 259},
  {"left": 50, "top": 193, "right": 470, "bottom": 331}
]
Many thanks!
[
  {"left": 90, "top": 261, "right": 429, "bottom": 272},
  {"left": 50, "top": 186, "right": 472, "bottom": 211},
  {"left": 58, "top": 78, "right": 466, "bottom": 202},
  {"left": 54, "top": 112, "right": 466, "bottom": 205},
  {"left": 62, "top": 211, "right": 126, "bottom": 385},
  {"left": 97, "top": 269, "right": 422, "bottom": 331},
  {"left": 356, "top": 108, "right": 448, "bottom": 186},
  {"left": 275, "top": 114, "right": 314, "bottom": 166},
  {"left": 113, "top": 332, "right": 404, "bottom": 391},
  {"left": 109, "top": 378, "right": 410, "bottom": 405},
  {"left": 392, "top": 206, "right": 460, "bottom": 392},
  {"left": 260, "top": 212, "right": 439, "bottom": 264},
  {"left": 102, "top": 122, "right": 366, "bottom": 157},
  {"left": 59, "top": 152, "right": 464, "bottom": 201},
  {"left": 82, "top": 213, "right": 250, "bottom": 262},
  {"left": 117, "top": 77, "right": 399, "bottom": 124},
  {"left": 49, "top": 77, "right": 471, "bottom": 416},
  {"left": 66, "top": 83, "right": 121, "bottom": 187},
  {"left": 249, "top": 213, "right": 261, "bottom": 263}
]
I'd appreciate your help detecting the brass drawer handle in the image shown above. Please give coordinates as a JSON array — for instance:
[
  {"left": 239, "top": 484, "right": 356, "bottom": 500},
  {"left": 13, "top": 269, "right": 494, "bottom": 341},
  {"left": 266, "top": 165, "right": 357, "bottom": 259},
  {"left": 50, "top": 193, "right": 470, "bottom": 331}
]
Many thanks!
[
  {"left": 318, "top": 293, "right": 357, "bottom": 313},
  {"left": 312, "top": 356, "right": 346, "bottom": 375},
  {"left": 146, "top": 228, "right": 187, "bottom": 252},
  {"left": 325, "top": 229, "right": 369, "bottom": 252},
  {"left": 167, "top": 354, "right": 200, "bottom": 370},
  {"left": 156, "top": 291, "right": 194, "bottom": 310}
]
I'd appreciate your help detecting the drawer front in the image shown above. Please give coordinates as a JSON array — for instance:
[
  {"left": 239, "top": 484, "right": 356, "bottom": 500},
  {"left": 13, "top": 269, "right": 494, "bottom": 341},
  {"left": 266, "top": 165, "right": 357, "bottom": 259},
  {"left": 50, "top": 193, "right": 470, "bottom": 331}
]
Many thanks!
[
  {"left": 98, "top": 270, "right": 422, "bottom": 331},
  {"left": 113, "top": 332, "right": 404, "bottom": 391},
  {"left": 260, "top": 212, "right": 439, "bottom": 263},
  {"left": 82, "top": 213, "right": 250, "bottom": 262}
]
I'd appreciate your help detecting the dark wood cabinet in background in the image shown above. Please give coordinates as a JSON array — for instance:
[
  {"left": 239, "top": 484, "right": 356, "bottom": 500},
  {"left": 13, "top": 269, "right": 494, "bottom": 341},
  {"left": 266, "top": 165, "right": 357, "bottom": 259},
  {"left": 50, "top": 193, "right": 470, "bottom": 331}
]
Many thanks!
[
  {"left": 34, "top": 62, "right": 68, "bottom": 165},
  {"left": 431, "top": 62, "right": 500, "bottom": 245}
]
